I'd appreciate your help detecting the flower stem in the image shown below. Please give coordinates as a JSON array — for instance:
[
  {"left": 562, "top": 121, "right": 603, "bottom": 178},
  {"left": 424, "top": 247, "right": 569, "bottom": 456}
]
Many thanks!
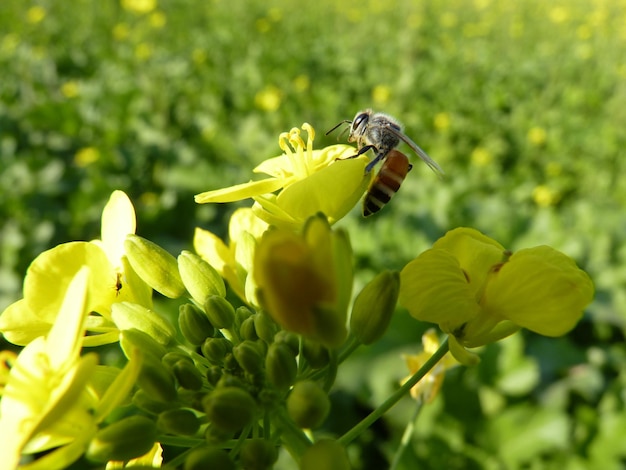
[
  {"left": 337, "top": 337, "right": 449, "bottom": 446},
  {"left": 389, "top": 398, "right": 423, "bottom": 470}
]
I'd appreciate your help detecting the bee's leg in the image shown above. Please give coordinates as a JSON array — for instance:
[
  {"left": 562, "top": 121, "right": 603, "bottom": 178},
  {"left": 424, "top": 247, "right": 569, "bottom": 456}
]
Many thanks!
[
  {"left": 335, "top": 144, "right": 377, "bottom": 162},
  {"left": 365, "top": 150, "right": 386, "bottom": 173}
]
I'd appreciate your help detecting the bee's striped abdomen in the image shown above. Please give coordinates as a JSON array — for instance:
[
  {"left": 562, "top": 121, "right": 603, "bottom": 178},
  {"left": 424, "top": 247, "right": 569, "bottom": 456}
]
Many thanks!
[{"left": 363, "top": 150, "right": 412, "bottom": 217}]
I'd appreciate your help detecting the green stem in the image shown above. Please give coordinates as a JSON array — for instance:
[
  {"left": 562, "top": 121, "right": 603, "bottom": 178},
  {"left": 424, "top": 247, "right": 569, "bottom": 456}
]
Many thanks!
[
  {"left": 389, "top": 398, "right": 423, "bottom": 470},
  {"left": 337, "top": 337, "right": 449, "bottom": 446},
  {"left": 273, "top": 407, "right": 312, "bottom": 459}
]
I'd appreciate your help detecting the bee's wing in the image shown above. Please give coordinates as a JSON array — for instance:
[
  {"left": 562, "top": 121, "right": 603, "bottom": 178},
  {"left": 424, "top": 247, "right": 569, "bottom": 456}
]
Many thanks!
[{"left": 385, "top": 125, "right": 444, "bottom": 177}]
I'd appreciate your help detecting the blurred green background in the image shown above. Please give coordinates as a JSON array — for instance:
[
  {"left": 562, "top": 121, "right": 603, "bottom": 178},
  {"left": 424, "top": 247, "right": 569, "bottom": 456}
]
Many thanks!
[{"left": 1, "top": 0, "right": 625, "bottom": 468}]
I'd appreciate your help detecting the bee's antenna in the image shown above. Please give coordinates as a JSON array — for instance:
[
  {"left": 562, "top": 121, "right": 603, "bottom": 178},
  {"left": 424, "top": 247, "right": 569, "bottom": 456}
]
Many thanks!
[{"left": 325, "top": 120, "right": 352, "bottom": 136}]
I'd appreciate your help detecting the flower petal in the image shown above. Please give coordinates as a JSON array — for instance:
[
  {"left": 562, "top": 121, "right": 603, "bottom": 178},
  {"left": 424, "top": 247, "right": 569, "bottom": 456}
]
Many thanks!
[
  {"left": 100, "top": 190, "right": 136, "bottom": 269},
  {"left": 276, "top": 157, "right": 370, "bottom": 225},
  {"left": 483, "top": 246, "right": 594, "bottom": 336},
  {"left": 399, "top": 248, "right": 480, "bottom": 328},
  {"left": 194, "top": 178, "right": 284, "bottom": 203},
  {"left": 433, "top": 228, "right": 507, "bottom": 298}
]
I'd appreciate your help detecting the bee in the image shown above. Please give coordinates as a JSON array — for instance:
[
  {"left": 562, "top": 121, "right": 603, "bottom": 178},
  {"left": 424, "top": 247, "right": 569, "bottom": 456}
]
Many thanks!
[
  {"left": 363, "top": 149, "right": 412, "bottom": 217},
  {"left": 327, "top": 109, "right": 443, "bottom": 216},
  {"left": 326, "top": 109, "right": 443, "bottom": 176}
]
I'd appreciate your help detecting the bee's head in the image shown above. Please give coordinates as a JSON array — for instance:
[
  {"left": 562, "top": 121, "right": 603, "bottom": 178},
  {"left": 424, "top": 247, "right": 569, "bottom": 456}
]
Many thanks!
[{"left": 349, "top": 109, "right": 372, "bottom": 142}]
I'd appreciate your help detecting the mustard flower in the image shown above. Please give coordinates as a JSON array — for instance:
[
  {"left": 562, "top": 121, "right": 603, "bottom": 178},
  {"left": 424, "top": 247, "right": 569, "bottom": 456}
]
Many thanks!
[
  {"left": 195, "top": 124, "right": 371, "bottom": 229},
  {"left": 0, "top": 191, "right": 151, "bottom": 346},
  {"left": 253, "top": 214, "right": 353, "bottom": 348},
  {"left": 0, "top": 268, "right": 143, "bottom": 469},
  {"left": 401, "top": 329, "right": 456, "bottom": 402},
  {"left": 399, "top": 228, "right": 594, "bottom": 365}
]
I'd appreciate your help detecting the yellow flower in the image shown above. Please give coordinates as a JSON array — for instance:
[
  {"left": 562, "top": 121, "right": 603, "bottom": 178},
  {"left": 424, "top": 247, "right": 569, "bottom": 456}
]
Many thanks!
[
  {"left": 470, "top": 147, "right": 493, "bottom": 167},
  {"left": 527, "top": 126, "right": 547, "bottom": 147},
  {"left": 121, "top": 0, "right": 157, "bottom": 14},
  {"left": 194, "top": 207, "right": 268, "bottom": 304},
  {"left": 26, "top": 6, "right": 46, "bottom": 24},
  {"left": 402, "top": 329, "right": 457, "bottom": 402},
  {"left": 195, "top": 124, "right": 371, "bottom": 229},
  {"left": 399, "top": 228, "right": 594, "bottom": 365},
  {"left": 253, "top": 215, "right": 353, "bottom": 348},
  {"left": 532, "top": 184, "right": 560, "bottom": 207},
  {"left": 149, "top": 11, "right": 167, "bottom": 29},
  {"left": 372, "top": 85, "right": 392, "bottom": 106},
  {"left": 0, "top": 191, "right": 151, "bottom": 346},
  {"left": 74, "top": 146, "right": 100, "bottom": 167},
  {"left": 0, "top": 269, "right": 143, "bottom": 469},
  {"left": 433, "top": 112, "right": 451, "bottom": 132},
  {"left": 61, "top": 81, "right": 80, "bottom": 99},
  {"left": 254, "top": 85, "right": 282, "bottom": 112}
]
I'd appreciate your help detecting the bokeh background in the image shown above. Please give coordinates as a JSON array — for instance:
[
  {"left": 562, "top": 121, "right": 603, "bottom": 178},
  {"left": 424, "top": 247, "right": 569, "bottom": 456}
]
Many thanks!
[{"left": 1, "top": 0, "right": 625, "bottom": 468}]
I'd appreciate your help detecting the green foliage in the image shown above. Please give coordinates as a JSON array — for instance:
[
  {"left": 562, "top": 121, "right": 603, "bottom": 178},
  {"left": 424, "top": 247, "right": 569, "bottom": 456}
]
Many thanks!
[{"left": 1, "top": 0, "right": 625, "bottom": 469}]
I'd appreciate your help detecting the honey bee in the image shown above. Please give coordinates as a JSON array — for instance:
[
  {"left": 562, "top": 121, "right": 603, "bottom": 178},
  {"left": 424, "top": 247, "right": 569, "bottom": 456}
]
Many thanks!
[
  {"left": 326, "top": 109, "right": 443, "bottom": 176},
  {"left": 327, "top": 109, "right": 443, "bottom": 216},
  {"left": 363, "top": 149, "right": 412, "bottom": 217}
]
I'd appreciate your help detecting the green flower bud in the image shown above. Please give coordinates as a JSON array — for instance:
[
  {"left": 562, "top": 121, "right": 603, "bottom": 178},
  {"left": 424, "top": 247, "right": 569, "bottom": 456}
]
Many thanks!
[
  {"left": 240, "top": 438, "right": 278, "bottom": 470},
  {"left": 178, "top": 250, "right": 226, "bottom": 305},
  {"left": 274, "top": 330, "right": 300, "bottom": 354},
  {"left": 162, "top": 351, "right": 193, "bottom": 370},
  {"left": 302, "top": 340, "right": 330, "bottom": 369},
  {"left": 287, "top": 380, "right": 330, "bottom": 429},
  {"left": 233, "top": 340, "right": 265, "bottom": 375},
  {"left": 236, "top": 305, "right": 254, "bottom": 323},
  {"left": 124, "top": 234, "right": 186, "bottom": 298},
  {"left": 240, "top": 316, "right": 258, "bottom": 341},
  {"left": 87, "top": 415, "right": 157, "bottom": 463},
  {"left": 206, "top": 365, "right": 222, "bottom": 386},
  {"left": 350, "top": 270, "right": 400, "bottom": 345},
  {"left": 179, "top": 303, "right": 215, "bottom": 345},
  {"left": 120, "top": 328, "right": 167, "bottom": 360},
  {"left": 138, "top": 353, "right": 177, "bottom": 402},
  {"left": 265, "top": 342, "right": 297, "bottom": 392},
  {"left": 157, "top": 408, "right": 200, "bottom": 436},
  {"left": 300, "top": 439, "right": 351, "bottom": 470},
  {"left": 173, "top": 359, "right": 204, "bottom": 391},
  {"left": 132, "top": 389, "right": 176, "bottom": 414},
  {"left": 112, "top": 301, "right": 176, "bottom": 345},
  {"left": 201, "top": 337, "right": 233, "bottom": 365},
  {"left": 205, "top": 295, "right": 236, "bottom": 329},
  {"left": 202, "top": 386, "right": 256, "bottom": 434},
  {"left": 254, "top": 312, "right": 278, "bottom": 343},
  {"left": 184, "top": 447, "right": 235, "bottom": 470}
]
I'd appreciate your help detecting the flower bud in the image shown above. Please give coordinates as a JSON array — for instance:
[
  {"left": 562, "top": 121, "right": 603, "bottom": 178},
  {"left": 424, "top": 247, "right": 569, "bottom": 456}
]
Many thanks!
[
  {"left": 162, "top": 351, "right": 193, "bottom": 370},
  {"left": 240, "top": 316, "right": 258, "bottom": 341},
  {"left": 157, "top": 408, "right": 200, "bottom": 436},
  {"left": 173, "top": 359, "right": 204, "bottom": 390},
  {"left": 201, "top": 337, "right": 233, "bottom": 365},
  {"left": 124, "top": 234, "right": 186, "bottom": 298},
  {"left": 179, "top": 303, "right": 215, "bottom": 345},
  {"left": 120, "top": 328, "right": 167, "bottom": 360},
  {"left": 265, "top": 342, "right": 297, "bottom": 392},
  {"left": 254, "top": 312, "right": 278, "bottom": 343},
  {"left": 206, "top": 365, "right": 222, "bottom": 386},
  {"left": 178, "top": 251, "right": 226, "bottom": 304},
  {"left": 233, "top": 340, "right": 265, "bottom": 375},
  {"left": 236, "top": 305, "right": 254, "bottom": 323},
  {"left": 87, "top": 415, "right": 157, "bottom": 463},
  {"left": 112, "top": 301, "right": 176, "bottom": 345},
  {"left": 240, "top": 438, "right": 278, "bottom": 470},
  {"left": 302, "top": 340, "right": 330, "bottom": 369},
  {"left": 133, "top": 389, "right": 176, "bottom": 414},
  {"left": 184, "top": 447, "right": 235, "bottom": 470},
  {"left": 287, "top": 380, "right": 330, "bottom": 429},
  {"left": 300, "top": 439, "right": 351, "bottom": 470},
  {"left": 350, "top": 270, "right": 400, "bottom": 345},
  {"left": 274, "top": 330, "right": 300, "bottom": 354},
  {"left": 138, "top": 352, "right": 177, "bottom": 402},
  {"left": 205, "top": 295, "right": 236, "bottom": 329},
  {"left": 202, "top": 386, "right": 256, "bottom": 434}
]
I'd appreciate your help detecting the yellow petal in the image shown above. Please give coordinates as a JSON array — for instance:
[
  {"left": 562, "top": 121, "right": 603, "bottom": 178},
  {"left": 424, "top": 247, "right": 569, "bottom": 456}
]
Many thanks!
[
  {"left": 276, "top": 157, "right": 370, "bottom": 225},
  {"left": 0, "top": 299, "right": 52, "bottom": 345},
  {"left": 399, "top": 248, "right": 480, "bottom": 327},
  {"left": 194, "top": 178, "right": 284, "bottom": 203},
  {"left": 433, "top": 228, "right": 506, "bottom": 299},
  {"left": 100, "top": 190, "right": 136, "bottom": 269},
  {"left": 483, "top": 246, "right": 593, "bottom": 336}
]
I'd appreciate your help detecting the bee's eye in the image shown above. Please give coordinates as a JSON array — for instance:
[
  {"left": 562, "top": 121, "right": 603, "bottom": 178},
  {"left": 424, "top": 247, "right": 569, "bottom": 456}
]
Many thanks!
[{"left": 353, "top": 113, "right": 368, "bottom": 130}]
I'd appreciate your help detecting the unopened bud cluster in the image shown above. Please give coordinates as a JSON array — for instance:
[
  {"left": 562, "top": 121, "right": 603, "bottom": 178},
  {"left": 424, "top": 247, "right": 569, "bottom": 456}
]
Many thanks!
[{"left": 88, "top": 230, "right": 397, "bottom": 469}]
